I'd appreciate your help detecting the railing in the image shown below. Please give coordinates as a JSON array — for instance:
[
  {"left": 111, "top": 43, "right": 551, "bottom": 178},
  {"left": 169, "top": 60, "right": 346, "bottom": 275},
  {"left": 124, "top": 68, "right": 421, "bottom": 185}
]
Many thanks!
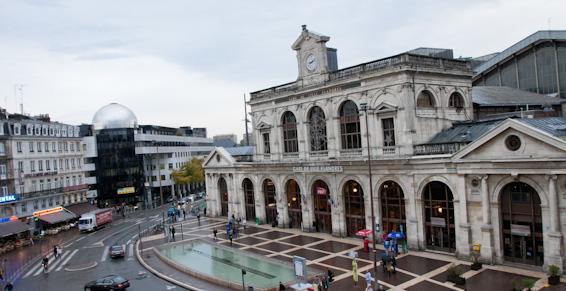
[
  {"left": 339, "top": 149, "right": 363, "bottom": 157},
  {"left": 250, "top": 53, "right": 470, "bottom": 101},
  {"left": 381, "top": 146, "right": 397, "bottom": 155},
  {"left": 413, "top": 142, "right": 468, "bottom": 155},
  {"left": 19, "top": 187, "right": 65, "bottom": 200},
  {"left": 309, "top": 151, "right": 328, "bottom": 158},
  {"left": 282, "top": 152, "right": 299, "bottom": 159},
  {"left": 64, "top": 184, "right": 88, "bottom": 192}
]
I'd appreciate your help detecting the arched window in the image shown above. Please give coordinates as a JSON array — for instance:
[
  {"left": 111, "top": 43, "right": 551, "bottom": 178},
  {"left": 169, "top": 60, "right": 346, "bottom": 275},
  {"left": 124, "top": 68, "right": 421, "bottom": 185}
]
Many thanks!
[
  {"left": 308, "top": 106, "right": 327, "bottom": 151},
  {"left": 417, "top": 90, "right": 435, "bottom": 108},
  {"left": 339, "top": 101, "right": 361, "bottom": 149},
  {"left": 281, "top": 112, "right": 298, "bottom": 153},
  {"left": 448, "top": 92, "right": 465, "bottom": 109}
]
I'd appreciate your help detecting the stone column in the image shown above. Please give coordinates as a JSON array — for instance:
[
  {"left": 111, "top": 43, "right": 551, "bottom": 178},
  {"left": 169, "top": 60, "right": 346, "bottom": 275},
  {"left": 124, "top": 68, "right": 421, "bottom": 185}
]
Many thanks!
[
  {"left": 545, "top": 175, "right": 563, "bottom": 269},
  {"left": 279, "top": 179, "right": 290, "bottom": 228},
  {"left": 480, "top": 175, "right": 494, "bottom": 263},
  {"left": 407, "top": 176, "right": 420, "bottom": 249},
  {"left": 456, "top": 174, "right": 471, "bottom": 258},
  {"left": 255, "top": 179, "right": 266, "bottom": 224}
]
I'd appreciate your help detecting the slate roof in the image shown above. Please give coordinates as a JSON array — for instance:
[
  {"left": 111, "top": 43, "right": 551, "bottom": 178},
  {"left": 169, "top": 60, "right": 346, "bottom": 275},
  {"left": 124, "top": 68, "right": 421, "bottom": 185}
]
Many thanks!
[
  {"left": 424, "top": 119, "right": 504, "bottom": 144},
  {"left": 223, "top": 146, "right": 254, "bottom": 156},
  {"left": 472, "top": 86, "right": 561, "bottom": 107},
  {"left": 518, "top": 117, "right": 566, "bottom": 138}
]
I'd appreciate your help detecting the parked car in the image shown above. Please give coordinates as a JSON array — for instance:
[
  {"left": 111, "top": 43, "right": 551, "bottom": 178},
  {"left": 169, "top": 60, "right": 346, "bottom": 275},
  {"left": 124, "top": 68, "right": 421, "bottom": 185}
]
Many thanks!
[
  {"left": 84, "top": 275, "right": 130, "bottom": 290},
  {"left": 109, "top": 245, "right": 125, "bottom": 259}
]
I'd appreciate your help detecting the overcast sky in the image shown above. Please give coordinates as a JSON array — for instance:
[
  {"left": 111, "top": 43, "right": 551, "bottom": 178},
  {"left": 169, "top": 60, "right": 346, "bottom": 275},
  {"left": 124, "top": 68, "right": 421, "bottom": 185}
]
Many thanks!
[{"left": 0, "top": 0, "right": 565, "bottom": 139}]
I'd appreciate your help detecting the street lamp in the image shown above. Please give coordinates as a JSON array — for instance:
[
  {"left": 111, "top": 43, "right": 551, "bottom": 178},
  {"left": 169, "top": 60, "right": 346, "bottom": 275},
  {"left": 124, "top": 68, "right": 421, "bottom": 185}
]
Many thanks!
[{"left": 360, "top": 102, "right": 377, "bottom": 276}]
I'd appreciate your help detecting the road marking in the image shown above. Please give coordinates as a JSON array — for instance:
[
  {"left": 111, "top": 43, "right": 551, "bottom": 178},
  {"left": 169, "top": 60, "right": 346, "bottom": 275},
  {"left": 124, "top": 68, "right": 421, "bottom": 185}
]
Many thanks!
[
  {"left": 23, "top": 253, "right": 53, "bottom": 279},
  {"left": 76, "top": 236, "right": 85, "bottom": 242},
  {"left": 56, "top": 249, "right": 78, "bottom": 272},
  {"left": 128, "top": 244, "right": 134, "bottom": 257},
  {"left": 63, "top": 242, "right": 74, "bottom": 248},
  {"left": 32, "top": 253, "right": 55, "bottom": 277},
  {"left": 48, "top": 251, "right": 69, "bottom": 272},
  {"left": 126, "top": 239, "right": 132, "bottom": 245},
  {"left": 101, "top": 246, "right": 109, "bottom": 262},
  {"left": 166, "top": 285, "right": 177, "bottom": 290}
]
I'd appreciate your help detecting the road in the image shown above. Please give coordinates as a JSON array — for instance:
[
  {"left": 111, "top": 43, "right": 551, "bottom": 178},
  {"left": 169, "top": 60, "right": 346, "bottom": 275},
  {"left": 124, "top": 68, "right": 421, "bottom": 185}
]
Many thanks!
[{"left": 14, "top": 207, "right": 186, "bottom": 291}]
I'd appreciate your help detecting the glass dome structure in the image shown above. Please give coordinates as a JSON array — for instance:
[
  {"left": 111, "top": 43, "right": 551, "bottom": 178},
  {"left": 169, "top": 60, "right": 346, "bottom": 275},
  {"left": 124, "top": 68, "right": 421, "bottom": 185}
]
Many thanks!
[{"left": 92, "top": 103, "right": 138, "bottom": 130}]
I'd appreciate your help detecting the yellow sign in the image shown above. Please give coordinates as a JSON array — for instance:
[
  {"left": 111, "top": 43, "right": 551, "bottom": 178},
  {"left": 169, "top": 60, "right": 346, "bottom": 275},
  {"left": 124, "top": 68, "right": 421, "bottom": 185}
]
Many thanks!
[
  {"left": 33, "top": 206, "right": 63, "bottom": 217},
  {"left": 117, "top": 187, "right": 135, "bottom": 195}
]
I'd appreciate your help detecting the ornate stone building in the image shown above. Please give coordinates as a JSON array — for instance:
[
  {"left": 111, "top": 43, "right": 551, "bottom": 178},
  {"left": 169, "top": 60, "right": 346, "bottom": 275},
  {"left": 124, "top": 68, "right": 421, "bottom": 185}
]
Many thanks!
[{"left": 204, "top": 26, "right": 566, "bottom": 271}]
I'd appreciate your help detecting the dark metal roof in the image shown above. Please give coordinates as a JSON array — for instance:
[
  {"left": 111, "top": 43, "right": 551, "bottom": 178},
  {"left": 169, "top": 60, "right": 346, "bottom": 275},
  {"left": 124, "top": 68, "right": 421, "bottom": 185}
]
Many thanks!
[
  {"left": 474, "top": 30, "right": 566, "bottom": 75},
  {"left": 472, "top": 86, "right": 561, "bottom": 107},
  {"left": 223, "top": 146, "right": 254, "bottom": 156},
  {"left": 0, "top": 221, "right": 31, "bottom": 238},
  {"left": 66, "top": 203, "right": 99, "bottom": 217},
  {"left": 517, "top": 117, "right": 566, "bottom": 138},
  {"left": 424, "top": 119, "right": 504, "bottom": 144}
]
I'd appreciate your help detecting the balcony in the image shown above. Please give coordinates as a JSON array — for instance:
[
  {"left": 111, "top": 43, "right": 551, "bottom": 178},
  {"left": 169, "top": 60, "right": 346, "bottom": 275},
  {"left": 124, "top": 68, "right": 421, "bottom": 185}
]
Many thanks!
[
  {"left": 413, "top": 142, "right": 468, "bottom": 155},
  {"left": 339, "top": 149, "right": 363, "bottom": 157},
  {"left": 380, "top": 146, "right": 397, "bottom": 155},
  {"left": 64, "top": 184, "right": 88, "bottom": 192},
  {"left": 282, "top": 152, "right": 299, "bottom": 159},
  {"left": 20, "top": 187, "right": 64, "bottom": 200}
]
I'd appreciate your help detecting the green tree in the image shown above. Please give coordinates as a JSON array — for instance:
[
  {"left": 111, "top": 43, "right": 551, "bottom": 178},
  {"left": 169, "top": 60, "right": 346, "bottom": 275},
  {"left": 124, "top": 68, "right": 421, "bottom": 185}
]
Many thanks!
[{"left": 171, "top": 157, "right": 204, "bottom": 196}]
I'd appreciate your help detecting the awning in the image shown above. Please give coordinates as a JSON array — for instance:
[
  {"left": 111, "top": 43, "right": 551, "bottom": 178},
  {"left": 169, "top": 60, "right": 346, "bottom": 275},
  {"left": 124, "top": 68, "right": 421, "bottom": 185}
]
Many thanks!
[
  {"left": 66, "top": 203, "right": 99, "bottom": 217},
  {"left": 37, "top": 209, "right": 77, "bottom": 224},
  {"left": 0, "top": 221, "right": 31, "bottom": 238}
]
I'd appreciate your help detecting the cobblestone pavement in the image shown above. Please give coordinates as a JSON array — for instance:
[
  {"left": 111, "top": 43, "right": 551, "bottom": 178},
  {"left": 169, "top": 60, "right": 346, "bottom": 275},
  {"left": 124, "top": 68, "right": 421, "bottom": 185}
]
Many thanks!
[{"left": 140, "top": 217, "right": 566, "bottom": 290}]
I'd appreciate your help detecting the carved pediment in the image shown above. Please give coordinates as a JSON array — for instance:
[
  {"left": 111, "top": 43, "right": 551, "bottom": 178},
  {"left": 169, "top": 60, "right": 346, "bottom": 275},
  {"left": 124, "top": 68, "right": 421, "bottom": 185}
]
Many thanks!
[{"left": 203, "top": 147, "right": 237, "bottom": 168}]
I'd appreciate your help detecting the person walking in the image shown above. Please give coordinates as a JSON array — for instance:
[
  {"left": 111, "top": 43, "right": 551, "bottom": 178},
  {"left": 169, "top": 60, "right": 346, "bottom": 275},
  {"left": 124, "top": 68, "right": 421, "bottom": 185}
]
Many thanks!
[
  {"left": 182, "top": 208, "right": 186, "bottom": 220},
  {"left": 213, "top": 228, "right": 218, "bottom": 241},
  {"left": 53, "top": 245, "right": 59, "bottom": 259},
  {"left": 390, "top": 253, "right": 397, "bottom": 273},
  {"left": 228, "top": 229, "right": 233, "bottom": 246},
  {"left": 197, "top": 213, "right": 201, "bottom": 225},
  {"left": 171, "top": 225, "right": 176, "bottom": 241},
  {"left": 365, "top": 271, "right": 373, "bottom": 290},
  {"left": 4, "top": 281, "right": 13, "bottom": 291},
  {"left": 352, "top": 258, "right": 358, "bottom": 286},
  {"left": 363, "top": 236, "right": 369, "bottom": 253},
  {"left": 279, "top": 282, "right": 286, "bottom": 290}
]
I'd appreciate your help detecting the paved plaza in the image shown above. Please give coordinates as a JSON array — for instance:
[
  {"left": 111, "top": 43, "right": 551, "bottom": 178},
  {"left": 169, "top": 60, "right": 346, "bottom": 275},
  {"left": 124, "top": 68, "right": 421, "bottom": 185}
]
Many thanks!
[{"left": 138, "top": 217, "right": 566, "bottom": 290}]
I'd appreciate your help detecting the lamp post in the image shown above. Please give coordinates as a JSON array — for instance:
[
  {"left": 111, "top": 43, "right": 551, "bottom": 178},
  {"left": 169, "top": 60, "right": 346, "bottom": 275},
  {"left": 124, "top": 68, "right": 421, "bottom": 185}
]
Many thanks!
[{"left": 360, "top": 102, "right": 377, "bottom": 276}]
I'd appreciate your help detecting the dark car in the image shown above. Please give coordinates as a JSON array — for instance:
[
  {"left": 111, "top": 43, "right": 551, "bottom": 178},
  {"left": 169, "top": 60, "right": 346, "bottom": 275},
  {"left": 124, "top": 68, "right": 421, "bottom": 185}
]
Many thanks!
[
  {"left": 109, "top": 245, "right": 125, "bottom": 259},
  {"left": 84, "top": 275, "right": 130, "bottom": 290}
]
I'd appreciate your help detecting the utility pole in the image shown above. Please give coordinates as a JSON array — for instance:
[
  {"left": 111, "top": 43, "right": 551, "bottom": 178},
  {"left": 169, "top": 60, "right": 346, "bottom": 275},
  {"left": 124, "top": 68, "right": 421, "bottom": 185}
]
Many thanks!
[{"left": 244, "top": 94, "right": 250, "bottom": 146}]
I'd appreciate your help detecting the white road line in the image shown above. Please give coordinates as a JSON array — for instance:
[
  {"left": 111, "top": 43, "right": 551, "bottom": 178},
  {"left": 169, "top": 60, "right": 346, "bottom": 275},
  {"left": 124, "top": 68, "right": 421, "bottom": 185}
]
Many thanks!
[
  {"left": 48, "top": 251, "right": 69, "bottom": 272},
  {"left": 101, "top": 246, "right": 110, "bottom": 262},
  {"left": 32, "top": 253, "right": 54, "bottom": 277},
  {"left": 23, "top": 254, "right": 49, "bottom": 279},
  {"left": 126, "top": 239, "right": 132, "bottom": 245},
  {"left": 56, "top": 249, "right": 78, "bottom": 272},
  {"left": 128, "top": 244, "right": 134, "bottom": 257},
  {"left": 76, "top": 236, "right": 85, "bottom": 242}
]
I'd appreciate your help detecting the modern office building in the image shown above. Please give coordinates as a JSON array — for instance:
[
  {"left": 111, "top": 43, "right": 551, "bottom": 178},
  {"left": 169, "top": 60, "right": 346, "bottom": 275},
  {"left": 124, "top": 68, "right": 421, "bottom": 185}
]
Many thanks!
[
  {"left": 204, "top": 26, "right": 566, "bottom": 271},
  {"left": 83, "top": 103, "right": 214, "bottom": 207},
  {"left": 473, "top": 30, "right": 566, "bottom": 98},
  {"left": 0, "top": 109, "right": 88, "bottom": 222}
]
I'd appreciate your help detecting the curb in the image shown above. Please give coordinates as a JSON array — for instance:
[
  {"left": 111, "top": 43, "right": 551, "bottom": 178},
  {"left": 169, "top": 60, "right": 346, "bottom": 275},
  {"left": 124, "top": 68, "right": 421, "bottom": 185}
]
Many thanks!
[
  {"left": 134, "top": 239, "right": 204, "bottom": 291},
  {"left": 64, "top": 261, "right": 98, "bottom": 272}
]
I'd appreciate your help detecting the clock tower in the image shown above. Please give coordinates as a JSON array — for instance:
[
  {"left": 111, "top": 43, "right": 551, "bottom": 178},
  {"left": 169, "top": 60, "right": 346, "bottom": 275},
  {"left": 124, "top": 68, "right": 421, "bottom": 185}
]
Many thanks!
[{"left": 292, "top": 25, "right": 338, "bottom": 86}]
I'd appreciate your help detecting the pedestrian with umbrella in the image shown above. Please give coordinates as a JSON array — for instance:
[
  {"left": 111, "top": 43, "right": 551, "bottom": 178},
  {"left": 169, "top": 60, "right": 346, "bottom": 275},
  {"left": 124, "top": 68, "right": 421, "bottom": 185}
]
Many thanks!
[{"left": 351, "top": 258, "right": 358, "bottom": 286}]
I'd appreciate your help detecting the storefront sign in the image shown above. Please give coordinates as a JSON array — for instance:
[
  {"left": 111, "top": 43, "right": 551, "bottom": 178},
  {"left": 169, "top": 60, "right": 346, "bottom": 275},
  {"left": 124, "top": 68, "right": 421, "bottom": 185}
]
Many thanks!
[
  {"left": 117, "top": 187, "right": 135, "bottom": 195},
  {"left": 86, "top": 190, "right": 98, "bottom": 198},
  {"left": 0, "top": 194, "right": 18, "bottom": 204},
  {"left": 293, "top": 165, "right": 343, "bottom": 173},
  {"left": 430, "top": 217, "right": 446, "bottom": 227},
  {"left": 0, "top": 216, "right": 18, "bottom": 223},
  {"left": 511, "top": 224, "right": 531, "bottom": 237},
  {"left": 33, "top": 206, "right": 63, "bottom": 217}
]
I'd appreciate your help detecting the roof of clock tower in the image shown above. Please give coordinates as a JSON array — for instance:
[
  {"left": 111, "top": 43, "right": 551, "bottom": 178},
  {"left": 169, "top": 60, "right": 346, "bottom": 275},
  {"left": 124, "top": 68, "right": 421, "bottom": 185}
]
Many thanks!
[{"left": 291, "top": 25, "right": 330, "bottom": 50}]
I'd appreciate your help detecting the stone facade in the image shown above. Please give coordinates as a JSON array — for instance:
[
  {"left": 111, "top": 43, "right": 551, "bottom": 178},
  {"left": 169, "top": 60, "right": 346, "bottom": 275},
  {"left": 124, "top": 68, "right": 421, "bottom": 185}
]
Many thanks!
[{"left": 204, "top": 27, "right": 566, "bottom": 271}]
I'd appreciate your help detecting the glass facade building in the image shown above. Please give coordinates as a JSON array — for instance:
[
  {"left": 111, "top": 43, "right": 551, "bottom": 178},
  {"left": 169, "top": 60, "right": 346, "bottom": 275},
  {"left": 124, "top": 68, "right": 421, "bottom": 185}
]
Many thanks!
[
  {"left": 95, "top": 128, "right": 144, "bottom": 204},
  {"left": 473, "top": 31, "right": 566, "bottom": 98}
]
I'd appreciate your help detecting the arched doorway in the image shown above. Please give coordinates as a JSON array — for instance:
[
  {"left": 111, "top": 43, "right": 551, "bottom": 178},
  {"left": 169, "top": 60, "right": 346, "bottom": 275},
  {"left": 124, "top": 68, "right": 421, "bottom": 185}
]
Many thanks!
[
  {"left": 343, "top": 180, "right": 365, "bottom": 237},
  {"left": 500, "top": 182, "right": 543, "bottom": 266},
  {"left": 380, "top": 181, "right": 406, "bottom": 235},
  {"left": 218, "top": 177, "right": 228, "bottom": 216},
  {"left": 312, "top": 180, "right": 332, "bottom": 233},
  {"left": 286, "top": 179, "right": 302, "bottom": 228},
  {"left": 242, "top": 179, "right": 256, "bottom": 221},
  {"left": 263, "top": 179, "right": 277, "bottom": 225},
  {"left": 423, "top": 181, "right": 455, "bottom": 252}
]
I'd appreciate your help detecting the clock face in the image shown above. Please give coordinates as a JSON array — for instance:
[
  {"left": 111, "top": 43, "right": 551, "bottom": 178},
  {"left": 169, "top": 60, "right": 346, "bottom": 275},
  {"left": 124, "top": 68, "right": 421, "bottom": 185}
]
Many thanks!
[{"left": 306, "top": 54, "right": 317, "bottom": 72}]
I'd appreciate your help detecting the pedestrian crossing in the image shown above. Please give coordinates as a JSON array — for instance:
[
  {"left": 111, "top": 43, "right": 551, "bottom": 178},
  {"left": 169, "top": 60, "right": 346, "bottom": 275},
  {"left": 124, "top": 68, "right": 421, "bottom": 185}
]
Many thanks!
[{"left": 22, "top": 243, "right": 137, "bottom": 279}]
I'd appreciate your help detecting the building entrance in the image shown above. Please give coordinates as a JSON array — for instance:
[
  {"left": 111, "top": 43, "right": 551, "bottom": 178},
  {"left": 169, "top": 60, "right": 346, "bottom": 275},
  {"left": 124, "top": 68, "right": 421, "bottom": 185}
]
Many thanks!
[
  {"left": 343, "top": 180, "right": 365, "bottom": 237},
  {"left": 218, "top": 177, "right": 228, "bottom": 216},
  {"left": 380, "top": 181, "right": 406, "bottom": 235},
  {"left": 263, "top": 179, "right": 277, "bottom": 225},
  {"left": 242, "top": 179, "right": 256, "bottom": 221},
  {"left": 501, "top": 182, "right": 544, "bottom": 266},
  {"left": 312, "top": 180, "right": 332, "bottom": 234},
  {"left": 286, "top": 180, "right": 302, "bottom": 229},
  {"left": 423, "top": 181, "right": 455, "bottom": 252}
]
